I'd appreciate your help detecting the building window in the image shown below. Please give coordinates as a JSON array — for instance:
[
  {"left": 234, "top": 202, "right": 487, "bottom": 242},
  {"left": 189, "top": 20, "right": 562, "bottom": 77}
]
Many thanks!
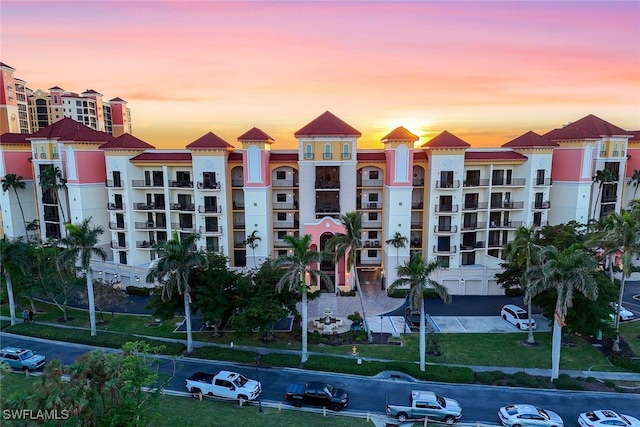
[
  {"left": 277, "top": 231, "right": 286, "bottom": 239},
  {"left": 323, "top": 144, "right": 332, "bottom": 160},
  {"left": 367, "top": 250, "right": 377, "bottom": 258},
  {"left": 40, "top": 146, "right": 46, "bottom": 159},
  {"left": 277, "top": 212, "right": 286, "bottom": 221},
  {"left": 369, "top": 212, "right": 378, "bottom": 221},
  {"left": 276, "top": 193, "right": 286, "bottom": 202},
  {"left": 342, "top": 143, "right": 350, "bottom": 159},
  {"left": 276, "top": 171, "right": 286, "bottom": 180},
  {"left": 369, "top": 170, "right": 379, "bottom": 180},
  {"left": 368, "top": 231, "right": 377, "bottom": 239},
  {"left": 305, "top": 144, "right": 313, "bottom": 159},
  {"left": 52, "top": 146, "right": 58, "bottom": 159},
  {"left": 369, "top": 193, "right": 379, "bottom": 202}
]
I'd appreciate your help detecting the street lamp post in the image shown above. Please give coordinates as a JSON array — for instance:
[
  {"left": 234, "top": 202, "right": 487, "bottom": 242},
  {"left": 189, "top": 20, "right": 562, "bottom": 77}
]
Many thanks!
[{"left": 255, "top": 352, "right": 264, "bottom": 414}]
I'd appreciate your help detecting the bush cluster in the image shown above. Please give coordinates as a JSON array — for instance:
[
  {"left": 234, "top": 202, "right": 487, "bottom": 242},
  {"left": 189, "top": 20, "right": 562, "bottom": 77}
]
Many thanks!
[
  {"left": 609, "top": 353, "right": 640, "bottom": 373},
  {"left": 553, "top": 373, "right": 585, "bottom": 391},
  {"left": 126, "top": 286, "right": 153, "bottom": 297}
]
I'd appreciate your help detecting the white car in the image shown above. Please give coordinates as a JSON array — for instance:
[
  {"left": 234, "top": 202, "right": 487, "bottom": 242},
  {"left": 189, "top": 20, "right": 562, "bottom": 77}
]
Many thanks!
[
  {"left": 611, "top": 303, "right": 634, "bottom": 321},
  {"left": 499, "top": 404, "right": 563, "bottom": 427},
  {"left": 578, "top": 410, "right": 640, "bottom": 427},
  {"left": 501, "top": 305, "right": 536, "bottom": 330}
]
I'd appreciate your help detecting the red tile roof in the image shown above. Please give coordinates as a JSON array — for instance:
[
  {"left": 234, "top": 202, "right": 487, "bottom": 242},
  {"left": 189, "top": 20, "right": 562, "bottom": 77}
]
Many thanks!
[
  {"left": 270, "top": 153, "right": 298, "bottom": 162},
  {"left": 422, "top": 130, "right": 470, "bottom": 148},
  {"left": 238, "top": 127, "right": 275, "bottom": 142},
  {"left": 186, "top": 132, "right": 234, "bottom": 149},
  {"left": 0, "top": 133, "right": 31, "bottom": 145},
  {"left": 465, "top": 151, "right": 528, "bottom": 162},
  {"left": 82, "top": 89, "right": 102, "bottom": 96},
  {"left": 565, "top": 114, "right": 631, "bottom": 137},
  {"left": 294, "top": 111, "right": 361, "bottom": 137},
  {"left": 502, "top": 131, "right": 558, "bottom": 148},
  {"left": 130, "top": 152, "right": 191, "bottom": 162},
  {"left": 29, "top": 118, "right": 113, "bottom": 143},
  {"left": 628, "top": 130, "right": 640, "bottom": 141},
  {"left": 358, "top": 152, "right": 386, "bottom": 161},
  {"left": 0, "top": 62, "right": 15, "bottom": 70},
  {"left": 228, "top": 152, "right": 243, "bottom": 161},
  {"left": 109, "top": 97, "right": 126, "bottom": 102},
  {"left": 413, "top": 151, "right": 428, "bottom": 160},
  {"left": 100, "top": 133, "right": 155, "bottom": 150},
  {"left": 543, "top": 127, "right": 600, "bottom": 140},
  {"left": 48, "top": 86, "right": 64, "bottom": 91},
  {"left": 381, "top": 126, "right": 419, "bottom": 143}
]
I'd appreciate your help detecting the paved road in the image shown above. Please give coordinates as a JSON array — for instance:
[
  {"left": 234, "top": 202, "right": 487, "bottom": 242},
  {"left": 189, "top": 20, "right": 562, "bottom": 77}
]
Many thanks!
[{"left": 2, "top": 334, "right": 639, "bottom": 424}]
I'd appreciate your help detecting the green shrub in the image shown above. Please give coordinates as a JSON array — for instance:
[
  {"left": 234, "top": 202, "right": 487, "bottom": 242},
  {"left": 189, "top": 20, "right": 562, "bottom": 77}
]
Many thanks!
[
  {"left": 489, "top": 370, "right": 506, "bottom": 381},
  {"left": 347, "top": 312, "right": 363, "bottom": 323},
  {"left": 387, "top": 289, "right": 409, "bottom": 298},
  {"left": 339, "top": 290, "right": 356, "bottom": 297},
  {"left": 126, "top": 286, "right": 153, "bottom": 297},
  {"left": 511, "top": 371, "right": 543, "bottom": 388},
  {"left": 504, "top": 287, "right": 525, "bottom": 297},
  {"left": 609, "top": 353, "right": 640, "bottom": 373},
  {"left": 553, "top": 373, "right": 585, "bottom": 391},
  {"left": 476, "top": 371, "right": 496, "bottom": 384}
]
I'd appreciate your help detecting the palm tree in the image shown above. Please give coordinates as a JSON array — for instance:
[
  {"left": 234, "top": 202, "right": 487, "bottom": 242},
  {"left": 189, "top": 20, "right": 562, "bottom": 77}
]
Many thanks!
[
  {"left": 389, "top": 252, "right": 450, "bottom": 371},
  {"left": 59, "top": 217, "right": 107, "bottom": 336},
  {"left": 146, "top": 232, "right": 208, "bottom": 353},
  {"left": 1, "top": 174, "right": 29, "bottom": 242},
  {"left": 525, "top": 244, "right": 598, "bottom": 380},
  {"left": 275, "top": 234, "right": 332, "bottom": 363},
  {"left": 244, "top": 230, "right": 261, "bottom": 269},
  {"left": 325, "top": 212, "right": 372, "bottom": 342},
  {"left": 585, "top": 209, "right": 640, "bottom": 352},
  {"left": 386, "top": 231, "right": 408, "bottom": 273},
  {"left": 627, "top": 169, "right": 640, "bottom": 203},
  {"left": 592, "top": 169, "right": 615, "bottom": 220},
  {"left": 0, "top": 237, "right": 29, "bottom": 325},
  {"left": 502, "top": 226, "right": 541, "bottom": 344},
  {"left": 39, "top": 165, "right": 68, "bottom": 226}
]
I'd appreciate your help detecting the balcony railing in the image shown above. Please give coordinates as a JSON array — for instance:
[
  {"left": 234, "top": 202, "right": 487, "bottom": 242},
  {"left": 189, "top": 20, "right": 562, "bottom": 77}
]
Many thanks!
[
  {"left": 532, "top": 201, "right": 551, "bottom": 209},
  {"left": 411, "top": 221, "right": 423, "bottom": 229},
  {"left": 412, "top": 201, "right": 424, "bottom": 209},
  {"left": 197, "top": 181, "right": 221, "bottom": 190},
  {"left": 274, "top": 221, "right": 298, "bottom": 229},
  {"left": 362, "top": 220, "right": 382, "bottom": 229},
  {"left": 168, "top": 180, "right": 193, "bottom": 188},
  {"left": 105, "top": 180, "right": 123, "bottom": 188},
  {"left": 172, "top": 223, "right": 196, "bottom": 233},
  {"left": 461, "top": 221, "right": 487, "bottom": 231},
  {"left": 323, "top": 153, "right": 333, "bottom": 160},
  {"left": 198, "top": 205, "right": 222, "bottom": 213},
  {"left": 131, "top": 180, "right": 164, "bottom": 188},
  {"left": 136, "top": 240, "right": 155, "bottom": 249},
  {"left": 534, "top": 178, "right": 553, "bottom": 186},
  {"left": 601, "top": 195, "right": 617, "bottom": 203},
  {"left": 170, "top": 203, "right": 195, "bottom": 212},
  {"left": 434, "top": 225, "right": 458, "bottom": 233},
  {"left": 462, "top": 202, "right": 488, "bottom": 211},
  {"left": 489, "top": 220, "right": 523, "bottom": 229},
  {"left": 463, "top": 179, "right": 490, "bottom": 187},
  {"left": 435, "top": 180, "right": 460, "bottom": 189},
  {"left": 272, "top": 179, "right": 299, "bottom": 187},
  {"left": 357, "top": 202, "right": 381, "bottom": 210},
  {"left": 199, "top": 225, "right": 222, "bottom": 234},
  {"left": 412, "top": 178, "right": 425, "bottom": 186},
  {"left": 107, "top": 203, "right": 125, "bottom": 211},
  {"left": 133, "top": 202, "right": 166, "bottom": 211},
  {"left": 315, "top": 181, "right": 340, "bottom": 189},
  {"left": 231, "top": 179, "right": 244, "bottom": 187},
  {"left": 363, "top": 240, "right": 381, "bottom": 248},
  {"left": 356, "top": 179, "right": 383, "bottom": 187},
  {"left": 359, "top": 259, "right": 382, "bottom": 266},
  {"left": 200, "top": 245, "right": 224, "bottom": 254},
  {"left": 134, "top": 221, "right": 166, "bottom": 230},
  {"left": 435, "top": 204, "right": 459, "bottom": 213},
  {"left": 109, "top": 222, "right": 126, "bottom": 231},
  {"left": 273, "top": 202, "right": 297, "bottom": 210},
  {"left": 233, "top": 221, "right": 245, "bottom": 229},
  {"left": 460, "top": 241, "right": 485, "bottom": 251},
  {"left": 232, "top": 201, "right": 245, "bottom": 210},
  {"left": 433, "top": 245, "right": 457, "bottom": 254},
  {"left": 316, "top": 204, "right": 340, "bottom": 213},
  {"left": 534, "top": 221, "right": 549, "bottom": 228},
  {"left": 490, "top": 201, "right": 524, "bottom": 209},
  {"left": 111, "top": 241, "right": 127, "bottom": 249},
  {"left": 488, "top": 241, "right": 507, "bottom": 248},
  {"left": 491, "top": 178, "right": 526, "bottom": 186}
]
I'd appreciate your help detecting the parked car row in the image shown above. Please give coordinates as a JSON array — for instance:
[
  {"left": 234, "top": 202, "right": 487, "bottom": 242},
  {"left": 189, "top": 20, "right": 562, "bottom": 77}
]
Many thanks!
[{"left": 0, "top": 346, "right": 46, "bottom": 372}]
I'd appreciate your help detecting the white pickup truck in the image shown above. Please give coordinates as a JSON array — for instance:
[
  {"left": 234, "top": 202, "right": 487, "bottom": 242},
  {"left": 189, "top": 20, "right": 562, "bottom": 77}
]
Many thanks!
[{"left": 185, "top": 371, "right": 262, "bottom": 401}]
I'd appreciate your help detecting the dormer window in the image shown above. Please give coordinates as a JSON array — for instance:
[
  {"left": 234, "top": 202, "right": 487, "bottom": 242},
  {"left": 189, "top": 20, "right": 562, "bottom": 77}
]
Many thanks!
[
  {"left": 323, "top": 144, "right": 332, "bottom": 160},
  {"left": 40, "top": 146, "right": 46, "bottom": 159},
  {"left": 305, "top": 144, "right": 313, "bottom": 160},
  {"left": 342, "top": 143, "right": 350, "bottom": 160}
]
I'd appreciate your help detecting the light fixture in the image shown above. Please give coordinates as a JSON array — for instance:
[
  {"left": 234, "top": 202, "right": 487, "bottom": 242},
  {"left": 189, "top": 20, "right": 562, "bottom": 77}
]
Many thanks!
[
  {"left": 99, "top": 270, "right": 102, "bottom": 275},
  {"left": 136, "top": 276, "right": 140, "bottom": 282}
]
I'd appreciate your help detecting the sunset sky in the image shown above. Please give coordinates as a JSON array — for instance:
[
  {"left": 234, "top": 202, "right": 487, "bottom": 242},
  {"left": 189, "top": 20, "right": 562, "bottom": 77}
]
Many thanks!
[{"left": 2, "top": 1, "right": 639, "bottom": 150}]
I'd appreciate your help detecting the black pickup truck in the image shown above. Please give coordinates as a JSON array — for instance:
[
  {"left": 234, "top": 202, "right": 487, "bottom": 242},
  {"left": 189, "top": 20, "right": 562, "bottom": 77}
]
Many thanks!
[{"left": 284, "top": 382, "right": 349, "bottom": 411}]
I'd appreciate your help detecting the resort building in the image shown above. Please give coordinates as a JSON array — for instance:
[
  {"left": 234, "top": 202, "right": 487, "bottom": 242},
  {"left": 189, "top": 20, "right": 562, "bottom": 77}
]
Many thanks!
[{"left": 1, "top": 111, "right": 638, "bottom": 295}]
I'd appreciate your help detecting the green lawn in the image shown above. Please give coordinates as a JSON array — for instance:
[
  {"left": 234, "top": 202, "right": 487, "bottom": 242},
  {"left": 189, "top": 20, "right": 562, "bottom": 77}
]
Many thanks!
[
  {"left": 0, "top": 374, "right": 372, "bottom": 427},
  {"left": 620, "top": 320, "right": 640, "bottom": 355}
]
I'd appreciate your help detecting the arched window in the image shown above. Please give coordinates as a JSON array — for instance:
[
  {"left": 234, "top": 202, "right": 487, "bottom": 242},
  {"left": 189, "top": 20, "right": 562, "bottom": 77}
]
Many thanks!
[
  {"left": 40, "top": 146, "right": 46, "bottom": 159},
  {"left": 614, "top": 143, "right": 619, "bottom": 157},
  {"left": 342, "top": 143, "right": 350, "bottom": 160},
  {"left": 53, "top": 145, "right": 59, "bottom": 159},
  {"left": 324, "top": 144, "right": 332, "bottom": 160},
  {"left": 305, "top": 144, "right": 313, "bottom": 160}
]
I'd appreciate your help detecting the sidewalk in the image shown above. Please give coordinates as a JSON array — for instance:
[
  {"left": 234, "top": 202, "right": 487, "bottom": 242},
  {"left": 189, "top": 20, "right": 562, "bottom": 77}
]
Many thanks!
[{"left": 3, "top": 316, "right": 639, "bottom": 383}]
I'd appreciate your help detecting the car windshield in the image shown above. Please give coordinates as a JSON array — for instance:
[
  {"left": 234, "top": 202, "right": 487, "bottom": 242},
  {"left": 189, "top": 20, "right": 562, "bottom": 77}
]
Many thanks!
[
  {"left": 619, "top": 415, "right": 631, "bottom": 426},
  {"left": 537, "top": 409, "right": 550, "bottom": 420},
  {"left": 234, "top": 375, "right": 248, "bottom": 387},
  {"left": 324, "top": 384, "right": 335, "bottom": 395},
  {"left": 19, "top": 351, "right": 35, "bottom": 360},
  {"left": 436, "top": 394, "right": 445, "bottom": 407},
  {"left": 516, "top": 312, "right": 529, "bottom": 320}
]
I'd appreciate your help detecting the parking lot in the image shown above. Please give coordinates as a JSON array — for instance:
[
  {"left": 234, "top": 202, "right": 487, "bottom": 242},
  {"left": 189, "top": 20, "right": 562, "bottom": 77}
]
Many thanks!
[{"left": 430, "top": 314, "right": 551, "bottom": 333}]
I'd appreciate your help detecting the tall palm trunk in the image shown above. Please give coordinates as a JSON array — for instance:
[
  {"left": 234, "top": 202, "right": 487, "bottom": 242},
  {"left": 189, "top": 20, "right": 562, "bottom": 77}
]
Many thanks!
[
  {"left": 419, "top": 298, "right": 426, "bottom": 371},
  {"left": 301, "top": 286, "right": 308, "bottom": 363},
  {"left": 13, "top": 188, "right": 29, "bottom": 242},
  {"left": 4, "top": 271, "right": 17, "bottom": 326},
  {"left": 526, "top": 300, "right": 534, "bottom": 344},
  {"left": 613, "top": 275, "right": 626, "bottom": 352},
  {"left": 85, "top": 271, "right": 97, "bottom": 336},
  {"left": 353, "top": 265, "right": 372, "bottom": 342},
  {"left": 551, "top": 315, "right": 562, "bottom": 380},
  {"left": 592, "top": 185, "right": 602, "bottom": 220},
  {"left": 184, "top": 291, "right": 194, "bottom": 353}
]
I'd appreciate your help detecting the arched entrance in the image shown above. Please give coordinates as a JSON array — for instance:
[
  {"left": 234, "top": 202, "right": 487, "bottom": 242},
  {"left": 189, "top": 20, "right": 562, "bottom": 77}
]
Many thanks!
[{"left": 319, "top": 232, "right": 336, "bottom": 292}]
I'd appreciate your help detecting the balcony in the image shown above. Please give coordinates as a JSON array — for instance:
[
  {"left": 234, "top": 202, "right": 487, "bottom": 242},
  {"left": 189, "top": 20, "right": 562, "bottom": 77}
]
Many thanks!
[
  {"left": 168, "top": 180, "right": 194, "bottom": 188},
  {"left": 357, "top": 202, "right": 381, "bottom": 210},
  {"left": 435, "top": 204, "right": 459, "bottom": 213},
  {"left": 488, "top": 241, "right": 507, "bottom": 248},
  {"left": 463, "top": 179, "right": 490, "bottom": 187},
  {"left": 534, "top": 178, "right": 553, "bottom": 186},
  {"left": 232, "top": 201, "right": 245, "bottom": 210},
  {"left": 490, "top": 201, "right": 524, "bottom": 209},
  {"left": 109, "top": 222, "right": 126, "bottom": 231},
  {"left": 170, "top": 203, "right": 195, "bottom": 212},
  {"left": 316, "top": 204, "right": 340, "bottom": 214},
  {"left": 273, "top": 202, "right": 297, "bottom": 210},
  {"left": 272, "top": 179, "right": 298, "bottom": 187},
  {"left": 532, "top": 201, "right": 551, "bottom": 209},
  {"left": 133, "top": 202, "right": 166, "bottom": 211},
  {"left": 199, "top": 225, "right": 223, "bottom": 234},
  {"left": 111, "top": 241, "right": 127, "bottom": 249},
  {"left": 274, "top": 239, "right": 291, "bottom": 248},
  {"left": 200, "top": 245, "right": 224, "bottom": 254},
  {"left": 131, "top": 180, "right": 164, "bottom": 188},
  {"left": 43, "top": 214, "right": 59, "bottom": 222},
  {"left": 172, "top": 223, "right": 196, "bottom": 233},
  {"left": 107, "top": 203, "right": 125, "bottom": 211},
  {"left": 435, "top": 180, "right": 460, "bottom": 189},
  {"left": 460, "top": 241, "right": 485, "bottom": 251},
  {"left": 410, "top": 239, "right": 422, "bottom": 248},
  {"left": 234, "top": 241, "right": 245, "bottom": 248},
  {"left": 231, "top": 179, "right": 244, "bottom": 187},
  {"left": 491, "top": 178, "right": 526, "bottom": 187},
  {"left": 411, "top": 201, "right": 424, "bottom": 209},
  {"left": 601, "top": 195, "right": 617, "bottom": 203},
  {"left": 197, "top": 181, "right": 221, "bottom": 190},
  {"left": 274, "top": 220, "right": 298, "bottom": 229},
  {"left": 412, "top": 178, "right": 425, "bottom": 186},
  {"left": 198, "top": 205, "right": 222, "bottom": 214},
  {"left": 489, "top": 220, "right": 523, "bottom": 229},
  {"left": 134, "top": 221, "right": 166, "bottom": 230},
  {"left": 323, "top": 153, "right": 333, "bottom": 160},
  {"left": 462, "top": 202, "right": 488, "bottom": 211},
  {"left": 136, "top": 240, "right": 155, "bottom": 249},
  {"left": 363, "top": 240, "right": 381, "bottom": 248},
  {"left": 315, "top": 181, "right": 340, "bottom": 189},
  {"left": 362, "top": 220, "right": 382, "bottom": 229},
  {"left": 411, "top": 221, "right": 423, "bottom": 230},
  {"left": 233, "top": 221, "right": 245, "bottom": 229},
  {"left": 461, "top": 221, "right": 487, "bottom": 231},
  {"left": 433, "top": 225, "right": 458, "bottom": 233},
  {"left": 105, "top": 180, "right": 123, "bottom": 188},
  {"left": 357, "top": 179, "right": 383, "bottom": 187},
  {"left": 433, "top": 245, "right": 457, "bottom": 255},
  {"left": 358, "top": 258, "right": 382, "bottom": 266}
]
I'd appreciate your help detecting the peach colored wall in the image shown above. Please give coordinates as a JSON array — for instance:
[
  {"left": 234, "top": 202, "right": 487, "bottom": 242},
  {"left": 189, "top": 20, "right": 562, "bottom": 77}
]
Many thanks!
[
  {"left": 304, "top": 219, "right": 343, "bottom": 244},
  {"left": 110, "top": 104, "right": 123, "bottom": 125},
  {"left": 3, "top": 151, "right": 34, "bottom": 179},
  {"left": 626, "top": 146, "right": 640, "bottom": 177},
  {"left": 242, "top": 150, "right": 271, "bottom": 187},
  {"left": 72, "top": 151, "right": 107, "bottom": 184},
  {"left": 551, "top": 148, "right": 589, "bottom": 181},
  {"left": 384, "top": 150, "right": 413, "bottom": 186}
]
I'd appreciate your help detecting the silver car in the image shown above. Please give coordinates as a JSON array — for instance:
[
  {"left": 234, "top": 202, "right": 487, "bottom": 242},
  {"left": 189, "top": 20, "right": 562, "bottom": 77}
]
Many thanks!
[
  {"left": 578, "top": 410, "right": 640, "bottom": 427},
  {"left": 499, "top": 404, "right": 563, "bottom": 427}
]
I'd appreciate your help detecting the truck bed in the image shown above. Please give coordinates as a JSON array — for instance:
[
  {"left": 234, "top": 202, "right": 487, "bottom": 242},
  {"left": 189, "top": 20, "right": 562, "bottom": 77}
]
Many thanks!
[
  {"left": 285, "top": 383, "right": 306, "bottom": 396},
  {"left": 187, "top": 372, "right": 215, "bottom": 384}
]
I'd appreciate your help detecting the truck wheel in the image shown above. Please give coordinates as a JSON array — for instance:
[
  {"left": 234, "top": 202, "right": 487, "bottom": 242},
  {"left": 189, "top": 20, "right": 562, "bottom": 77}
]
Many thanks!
[
  {"left": 397, "top": 413, "right": 408, "bottom": 422},
  {"left": 330, "top": 403, "right": 341, "bottom": 412},
  {"left": 293, "top": 400, "right": 303, "bottom": 408},
  {"left": 444, "top": 416, "right": 455, "bottom": 425},
  {"left": 190, "top": 388, "right": 201, "bottom": 398},
  {"left": 238, "top": 395, "right": 248, "bottom": 402}
]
